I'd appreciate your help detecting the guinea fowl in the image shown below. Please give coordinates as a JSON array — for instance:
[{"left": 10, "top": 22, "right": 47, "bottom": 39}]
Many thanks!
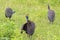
[
  {"left": 5, "top": 7, "right": 15, "bottom": 19},
  {"left": 21, "top": 15, "right": 35, "bottom": 37},
  {"left": 48, "top": 4, "right": 55, "bottom": 24}
]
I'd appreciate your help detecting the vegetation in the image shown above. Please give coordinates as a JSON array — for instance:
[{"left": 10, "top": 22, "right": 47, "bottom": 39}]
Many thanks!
[{"left": 0, "top": 0, "right": 60, "bottom": 40}]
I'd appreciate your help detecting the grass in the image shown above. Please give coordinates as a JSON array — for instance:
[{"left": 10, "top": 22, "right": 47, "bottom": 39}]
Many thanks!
[{"left": 0, "top": 0, "right": 60, "bottom": 40}]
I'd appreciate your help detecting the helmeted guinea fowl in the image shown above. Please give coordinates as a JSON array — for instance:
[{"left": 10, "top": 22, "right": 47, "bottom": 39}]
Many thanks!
[
  {"left": 48, "top": 4, "right": 55, "bottom": 24},
  {"left": 21, "top": 15, "right": 35, "bottom": 37},
  {"left": 5, "top": 7, "right": 15, "bottom": 19}
]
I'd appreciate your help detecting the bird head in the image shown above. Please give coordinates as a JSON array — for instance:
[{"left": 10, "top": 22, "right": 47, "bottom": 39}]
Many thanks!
[
  {"left": 26, "top": 14, "right": 29, "bottom": 22},
  {"left": 13, "top": 10, "right": 15, "bottom": 13}
]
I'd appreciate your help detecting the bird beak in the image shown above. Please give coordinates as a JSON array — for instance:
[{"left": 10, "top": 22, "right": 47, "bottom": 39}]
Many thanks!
[{"left": 13, "top": 10, "right": 15, "bottom": 13}]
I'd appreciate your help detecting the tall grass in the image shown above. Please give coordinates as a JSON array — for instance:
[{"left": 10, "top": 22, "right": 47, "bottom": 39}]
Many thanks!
[{"left": 0, "top": 0, "right": 60, "bottom": 40}]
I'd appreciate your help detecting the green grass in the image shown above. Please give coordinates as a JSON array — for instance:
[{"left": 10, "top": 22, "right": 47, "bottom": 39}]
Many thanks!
[{"left": 0, "top": 0, "right": 60, "bottom": 40}]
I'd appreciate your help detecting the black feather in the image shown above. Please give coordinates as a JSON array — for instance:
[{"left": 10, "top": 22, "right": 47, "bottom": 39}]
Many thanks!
[
  {"left": 21, "top": 16, "right": 35, "bottom": 36},
  {"left": 48, "top": 5, "right": 55, "bottom": 23},
  {"left": 5, "top": 7, "right": 15, "bottom": 19}
]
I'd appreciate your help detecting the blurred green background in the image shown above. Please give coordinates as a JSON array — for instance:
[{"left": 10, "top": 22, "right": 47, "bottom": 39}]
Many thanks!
[{"left": 0, "top": 0, "right": 60, "bottom": 40}]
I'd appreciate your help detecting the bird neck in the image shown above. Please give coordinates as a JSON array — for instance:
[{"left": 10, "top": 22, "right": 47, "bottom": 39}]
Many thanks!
[
  {"left": 26, "top": 19, "right": 28, "bottom": 22},
  {"left": 26, "top": 16, "right": 29, "bottom": 22}
]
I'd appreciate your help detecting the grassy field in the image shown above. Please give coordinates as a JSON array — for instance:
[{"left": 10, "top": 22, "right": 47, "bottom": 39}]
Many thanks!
[{"left": 0, "top": 0, "right": 60, "bottom": 40}]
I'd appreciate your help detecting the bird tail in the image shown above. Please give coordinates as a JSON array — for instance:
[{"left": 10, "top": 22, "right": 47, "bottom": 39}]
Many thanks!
[{"left": 48, "top": 4, "right": 50, "bottom": 10}]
